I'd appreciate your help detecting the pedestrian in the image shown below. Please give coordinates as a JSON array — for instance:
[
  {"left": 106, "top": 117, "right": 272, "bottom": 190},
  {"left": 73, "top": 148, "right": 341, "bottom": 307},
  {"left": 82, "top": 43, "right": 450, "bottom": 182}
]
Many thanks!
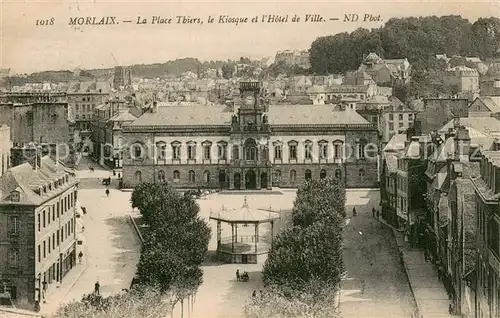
[
  {"left": 236, "top": 269, "right": 240, "bottom": 281},
  {"left": 34, "top": 300, "right": 40, "bottom": 312},
  {"left": 112, "top": 169, "right": 116, "bottom": 176},
  {"left": 252, "top": 290, "right": 256, "bottom": 298},
  {"left": 94, "top": 281, "right": 100, "bottom": 296},
  {"left": 372, "top": 207, "right": 376, "bottom": 218},
  {"left": 78, "top": 251, "right": 83, "bottom": 264},
  {"left": 352, "top": 207, "right": 357, "bottom": 217},
  {"left": 376, "top": 209, "right": 380, "bottom": 219},
  {"left": 105, "top": 188, "right": 110, "bottom": 197},
  {"left": 118, "top": 172, "right": 121, "bottom": 179},
  {"left": 424, "top": 249, "right": 429, "bottom": 262},
  {"left": 82, "top": 226, "right": 85, "bottom": 233}
]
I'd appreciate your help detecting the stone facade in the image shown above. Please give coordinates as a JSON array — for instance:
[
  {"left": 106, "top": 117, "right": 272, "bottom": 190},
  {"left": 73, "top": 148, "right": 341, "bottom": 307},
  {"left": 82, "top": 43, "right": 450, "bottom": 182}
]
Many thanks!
[
  {"left": 122, "top": 82, "right": 379, "bottom": 190},
  {"left": 0, "top": 157, "right": 78, "bottom": 310}
]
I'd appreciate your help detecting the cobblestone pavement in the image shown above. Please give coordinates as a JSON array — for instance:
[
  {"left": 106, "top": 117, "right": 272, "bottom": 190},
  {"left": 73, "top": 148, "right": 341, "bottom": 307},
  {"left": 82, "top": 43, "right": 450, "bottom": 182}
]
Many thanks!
[{"left": 340, "top": 190, "right": 418, "bottom": 317}]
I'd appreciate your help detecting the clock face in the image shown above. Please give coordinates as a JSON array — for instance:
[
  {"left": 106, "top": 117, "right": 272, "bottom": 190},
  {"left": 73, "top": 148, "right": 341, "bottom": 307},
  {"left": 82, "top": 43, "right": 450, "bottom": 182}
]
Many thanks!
[{"left": 244, "top": 95, "right": 255, "bottom": 106}]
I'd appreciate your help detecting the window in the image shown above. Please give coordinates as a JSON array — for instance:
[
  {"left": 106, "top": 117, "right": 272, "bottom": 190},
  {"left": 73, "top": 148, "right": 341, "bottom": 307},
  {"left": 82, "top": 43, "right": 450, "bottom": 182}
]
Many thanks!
[
  {"left": 232, "top": 145, "right": 240, "bottom": 160},
  {"left": 156, "top": 142, "right": 166, "bottom": 160},
  {"left": 320, "top": 169, "right": 327, "bottom": 179},
  {"left": 48, "top": 237, "right": 51, "bottom": 254},
  {"left": 288, "top": 141, "right": 298, "bottom": 160},
  {"left": 43, "top": 210, "right": 46, "bottom": 228},
  {"left": 399, "top": 114, "right": 404, "bottom": 121},
  {"left": 134, "top": 171, "right": 142, "bottom": 183},
  {"left": 399, "top": 122, "right": 404, "bottom": 128},
  {"left": 203, "top": 170, "right": 210, "bottom": 184},
  {"left": 171, "top": 142, "right": 181, "bottom": 160},
  {"left": 202, "top": 142, "right": 212, "bottom": 160},
  {"left": 52, "top": 206, "right": 55, "bottom": 221},
  {"left": 188, "top": 170, "right": 196, "bottom": 183},
  {"left": 488, "top": 218, "right": 499, "bottom": 257},
  {"left": 187, "top": 142, "right": 196, "bottom": 160},
  {"left": 133, "top": 144, "right": 143, "bottom": 159},
  {"left": 38, "top": 245, "right": 41, "bottom": 262},
  {"left": 274, "top": 143, "right": 282, "bottom": 160},
  {"left": 9, "top": 249, "right": 19, "bottom": 267},
  {"left": 158, "top": 170, "right": 166, "bottom": 183},
  {"left": 389, "top": 114, "right": 394, "bottom": 121},
  {"left": 9, "top": 216, "right": 19, "bottom": 234},
  {"left": 333, "top": 141, "right": 343, "bottom": 159},
  {"left": 304, "top": 141, "right": 313, "bottom": 160},
  {"left": 358, "top": 142, "right": 366, "bottom": 158},
  {"left": 408, "top": 114, "right": 413, "bottom": 121},
  {"left": 217, "top": 142, "right": 227, "bottom": 160},
  {"left": 319, "top": 141, "right": 328, "bottom": 159},
  {"left": 389, "top": 122, "right": 394, "bottom": 131},
  {"left": 57, "top": 229, "right": 60, "bottom": 245},
  {"left": 305, "top": 169, "right": 312, "bottom": 181},
  {"left": 173, "top": 170, "right": 180, "bottom": 182},
  {"left": 359, "top": 169, "right": 366, "bottom": 181},
  {"left": 244, "top": 139, "right": 257, "bottom": 161},
  {"left": 52, "top": 233, "right": 55, "bottom": 249},
  {"left": 290, "top": 169, "right": 297, "bottom": 182},
  {"left": 335, "top": 169, "right": 342, "bottom": 180},
  {"left": 274, "top": 170, "right": 282, "bottom": 182},
  {"left": 43, "top": 241, "right": 46, "bottom": 258}
]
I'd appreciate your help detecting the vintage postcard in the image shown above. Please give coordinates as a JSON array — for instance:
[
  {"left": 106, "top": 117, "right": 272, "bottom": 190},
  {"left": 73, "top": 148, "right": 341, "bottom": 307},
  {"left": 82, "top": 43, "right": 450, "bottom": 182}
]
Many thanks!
[{"left": 0, "top": 0, "right": 499, "bottom": 317}]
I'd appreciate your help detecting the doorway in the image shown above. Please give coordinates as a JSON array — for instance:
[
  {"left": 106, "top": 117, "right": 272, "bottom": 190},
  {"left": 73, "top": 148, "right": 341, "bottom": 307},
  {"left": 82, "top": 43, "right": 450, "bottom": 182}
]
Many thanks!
[
  {"left": 261, "top": 172, "right": 268, "bottom": 189},
  {"left": 245, "top": 170, "right": 256, "bottom": 190},
  {"left": 234, "top": 173, "right": 241, "bottom": 189},
  {"left": 241, "top": 254, "right": 248, "bottom": 264},
  {"left": 219, "top": 170, "right": 226, "bottom": 189}
]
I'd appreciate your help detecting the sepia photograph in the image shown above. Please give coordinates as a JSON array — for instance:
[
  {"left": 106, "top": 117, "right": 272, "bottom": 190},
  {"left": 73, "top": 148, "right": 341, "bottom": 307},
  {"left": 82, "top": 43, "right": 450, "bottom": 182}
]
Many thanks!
[{"left": 0, "top": 0, "right": 499, "bottom": 317}]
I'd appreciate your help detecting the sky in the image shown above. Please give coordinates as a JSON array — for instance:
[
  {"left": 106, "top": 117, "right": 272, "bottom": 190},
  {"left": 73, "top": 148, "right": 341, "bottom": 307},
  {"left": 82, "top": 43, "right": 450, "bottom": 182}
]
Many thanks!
[{"left": 0, "top": 0, "right": 498, "bottom": 74}]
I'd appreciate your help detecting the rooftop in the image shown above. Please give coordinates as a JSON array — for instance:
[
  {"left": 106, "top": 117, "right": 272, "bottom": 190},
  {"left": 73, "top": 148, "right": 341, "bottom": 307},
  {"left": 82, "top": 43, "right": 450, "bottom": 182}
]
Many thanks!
[{"left": 0, "top": 156, "right": 76, "bottom": 206}]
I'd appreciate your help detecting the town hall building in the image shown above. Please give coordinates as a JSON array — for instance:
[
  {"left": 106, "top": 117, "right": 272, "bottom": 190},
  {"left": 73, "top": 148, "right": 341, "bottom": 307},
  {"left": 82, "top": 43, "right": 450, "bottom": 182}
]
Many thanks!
[{"left": 121, "top": 81, "right": 379, "bottom": 189}]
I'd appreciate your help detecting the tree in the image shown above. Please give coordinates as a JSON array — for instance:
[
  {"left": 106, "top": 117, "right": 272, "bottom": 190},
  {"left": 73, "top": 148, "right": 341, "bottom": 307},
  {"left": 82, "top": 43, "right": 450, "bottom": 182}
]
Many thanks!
[
  {"left": 244, "top": 283, "right": 339, "bottom": 318},
  {"left": 262, "top": 221, "right": 344, "bottom": 294},
  {"left": 52, "top": 286, "right": 171, "bottom": 318},
  {"left": 292, "top": 177, "right": 346, "bottom": 227}
]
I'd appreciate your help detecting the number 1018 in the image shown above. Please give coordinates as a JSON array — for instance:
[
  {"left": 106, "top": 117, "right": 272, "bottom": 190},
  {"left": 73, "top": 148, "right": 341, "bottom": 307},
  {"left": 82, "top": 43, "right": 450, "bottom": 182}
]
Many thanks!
[{"left": 36, "top": 18, "right": 55, "bottom": 26}]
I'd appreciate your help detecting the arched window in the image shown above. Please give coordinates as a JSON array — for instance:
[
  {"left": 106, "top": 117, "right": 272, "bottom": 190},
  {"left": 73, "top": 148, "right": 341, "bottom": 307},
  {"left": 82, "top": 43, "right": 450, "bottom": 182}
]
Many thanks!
[
  {"left": 288, "top": 140, "right": 298, "bottom": 160},
  {"left": 156, "top": 142, "right": 167, "bottom": 160},
  {"left": 134, "top": 171, "right": 142, "bottom": 183},
  {"left": 305, "top": 169, "right": 312, "bottom": 181},
  {"left": 203, "top": 170, "right": 210, "bottom": 184},
  {"left": 359, "top": 169, "right": 366, "bottom": 181},
  {"left": 132, "top": 144, "right": 143, "bottom": 160},
  {"left": 290, "top": 169, "right": 297, "bottom": 183},
  {"left": 173, "top": 170, "right": 180, "bottom": 182},
  {"left": 274, "top": 169, "right": 282, "bottom": 182},
  {"left": 189, "top": 170, "right": 196, "bottom": 183},
  {"left": 335, "top": 169, "right": 342, "bottom": 180},
  {"left": 244, "top": 139, "right": 257, "bottom": 161},
  {"left": 232, "top": 145, "right": 240, "bottom": 160},
  {"left": 158, "top": 170, "right": 166, "bottom": 182},
  {"left": 320, "top": 169, "right": 327, "bottom": 179}
]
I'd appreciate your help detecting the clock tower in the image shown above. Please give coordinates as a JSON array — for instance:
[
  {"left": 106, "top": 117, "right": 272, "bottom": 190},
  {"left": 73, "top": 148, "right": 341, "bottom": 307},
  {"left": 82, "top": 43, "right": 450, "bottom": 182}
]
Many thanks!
[{"left": 237, "top": 81, "right": 264, "bottom": 130}]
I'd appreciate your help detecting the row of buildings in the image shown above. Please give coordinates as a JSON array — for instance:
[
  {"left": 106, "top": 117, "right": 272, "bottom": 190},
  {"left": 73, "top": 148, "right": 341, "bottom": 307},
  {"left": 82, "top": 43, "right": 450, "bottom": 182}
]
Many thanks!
[{"left": 380, "top": 97, "right": 500, "bottom": 317}]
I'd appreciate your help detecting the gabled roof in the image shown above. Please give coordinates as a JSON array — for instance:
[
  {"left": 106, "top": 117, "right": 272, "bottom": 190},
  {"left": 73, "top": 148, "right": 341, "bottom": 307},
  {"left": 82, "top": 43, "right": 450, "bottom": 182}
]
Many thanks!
[
  {"left": 109, "top": 110, "right": 138, "bottom": 122},
  {"left": 384, "top": 134, "right": 407, "bottom": 152},
  {"left": 67, "top": 81, "right": 110, "bottom": 94},
  {"left": 384, "top": 153, "right": 399, "bottom": 173},
  {"left": 438, "top": 117, "right": 500, "bottom": 137},
  {"left": 475, "top": 96, "right": 500, "bottom": 113}
]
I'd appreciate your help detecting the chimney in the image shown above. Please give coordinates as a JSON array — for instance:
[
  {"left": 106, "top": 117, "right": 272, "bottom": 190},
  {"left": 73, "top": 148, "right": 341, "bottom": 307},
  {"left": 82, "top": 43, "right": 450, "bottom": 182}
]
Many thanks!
[{"left": 454, "top": 125, "right": 471, "bottom": 162}]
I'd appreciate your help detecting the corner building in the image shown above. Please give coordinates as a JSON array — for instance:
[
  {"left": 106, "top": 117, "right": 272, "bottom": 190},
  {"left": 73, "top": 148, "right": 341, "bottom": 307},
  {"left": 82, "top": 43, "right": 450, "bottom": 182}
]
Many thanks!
[{"left": 122, "top": 82, "right": 379, "bottom": 189}]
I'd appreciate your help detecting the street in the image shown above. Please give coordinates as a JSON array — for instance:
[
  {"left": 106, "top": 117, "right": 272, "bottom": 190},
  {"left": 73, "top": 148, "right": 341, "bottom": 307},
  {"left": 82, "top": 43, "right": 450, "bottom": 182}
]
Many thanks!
[{"left": 341, "top": 190, "right": 418, "bottom": 317}]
